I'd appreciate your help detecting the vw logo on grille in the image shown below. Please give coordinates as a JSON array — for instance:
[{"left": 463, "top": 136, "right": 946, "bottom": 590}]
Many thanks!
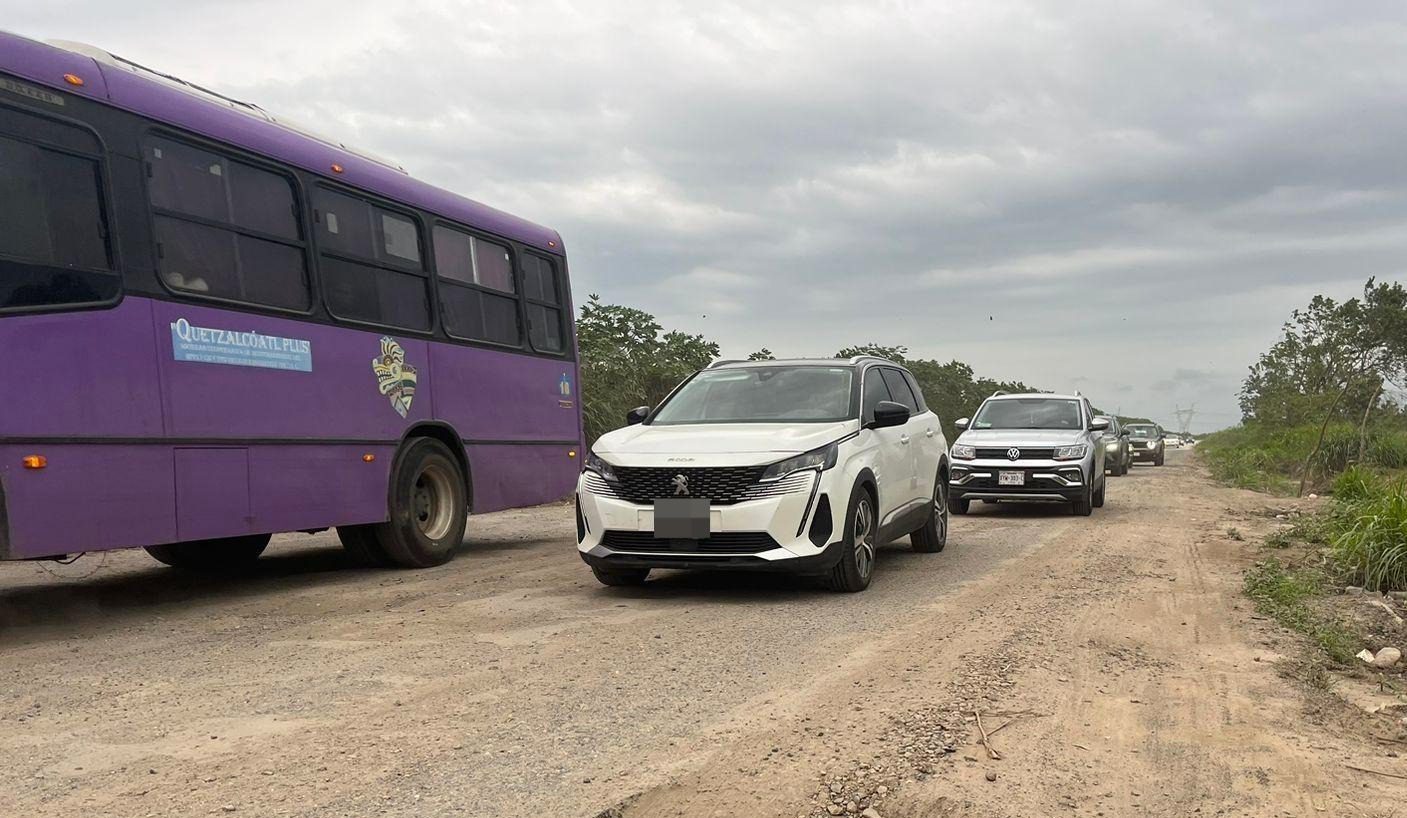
[
  {"left": 672, "top": 474, "right": 689, "bottom": 495},
  {"left": 1006, "top": 447, "right": 1021, "bottom": 461}
]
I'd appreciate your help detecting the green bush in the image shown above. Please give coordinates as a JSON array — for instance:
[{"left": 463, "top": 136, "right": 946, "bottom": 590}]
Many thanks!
[{"left": 1329, "top": 476, "right": 1407, "bottom": 592}]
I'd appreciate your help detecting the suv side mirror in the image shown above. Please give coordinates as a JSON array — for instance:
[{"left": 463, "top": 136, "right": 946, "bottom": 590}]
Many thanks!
[
  {"left": 954, "top": 417, "right": 970, "bottom": 430},
  {"left": 1120, "top": 428, "right": 1131, "bottom": 437},
  {"left": 626, "top": 406, "right": 651, "bottom": 426},
  {"left": 1090, "top": 418, "right": 1110, "bottom": 431},
  {"left": 868, "top": 401, "right": 910, "bottom": 430}
]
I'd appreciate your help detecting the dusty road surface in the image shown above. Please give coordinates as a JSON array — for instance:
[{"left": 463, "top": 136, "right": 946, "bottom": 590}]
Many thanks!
[{"left": 2, "top": 451, "right": 1403, "bottom": 817}]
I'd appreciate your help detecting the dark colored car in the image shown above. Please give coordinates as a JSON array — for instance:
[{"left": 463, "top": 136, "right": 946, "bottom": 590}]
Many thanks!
[
  {"left": 1125, "top": 423, "right": 1165, "bottom": 466},
  {"left": 1097, "top": 416, "right": 1133, "bottom": 476}
]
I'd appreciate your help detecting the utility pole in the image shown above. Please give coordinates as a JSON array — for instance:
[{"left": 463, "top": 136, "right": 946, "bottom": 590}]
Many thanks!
[{"left": 1173, "top": 404, "right": 1197, "bottom": 437}]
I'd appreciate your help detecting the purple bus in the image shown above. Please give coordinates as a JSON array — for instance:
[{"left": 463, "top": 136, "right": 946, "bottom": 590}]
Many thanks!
[{"left": 0, "top": 33, "right": 582, "bottom": 569}]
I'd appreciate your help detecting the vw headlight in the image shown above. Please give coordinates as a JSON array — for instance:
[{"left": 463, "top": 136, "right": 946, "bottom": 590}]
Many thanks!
[
  {"left": 1105, "top": 441, "right": 1119, "bottom": 451},
  {"left": 1052, "top": 444, "right": 1088, "bottom": 461},
  {"left": 951, "top": 444, "right": 976, "bottom": 460},
  {"left": 760, "top": 443, "right": 838, "bottom": 481},
  {"left": 584, "top": 450, "right": 618, "bottom": 481}
]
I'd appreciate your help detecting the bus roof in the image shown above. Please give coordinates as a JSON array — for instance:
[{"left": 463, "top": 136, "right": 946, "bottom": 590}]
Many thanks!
[{"left": 0, "top": 31, "right": 564, "bottom": 255}]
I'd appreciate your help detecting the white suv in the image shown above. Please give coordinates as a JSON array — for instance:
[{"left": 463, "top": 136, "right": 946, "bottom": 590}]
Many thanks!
[{"left": 576, "top": 357, "right": 951, "bottom": 592}]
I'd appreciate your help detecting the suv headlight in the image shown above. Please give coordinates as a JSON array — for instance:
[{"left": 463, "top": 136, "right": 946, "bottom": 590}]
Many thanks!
[
  {"left": 1105, "top": 441, "right": 1120, "bottom": 451},
  {"left": 760, "top": 442, "right": 838, "bottom": 481},
  {"left": 951, "top": 444, "right": 976, "bottom": 460},
  {"left": 1052, "top": 444, "right": 1088, "bottom": 461},
  {"left": 584, "top": 450, "right": 618, "bottom": 481}
]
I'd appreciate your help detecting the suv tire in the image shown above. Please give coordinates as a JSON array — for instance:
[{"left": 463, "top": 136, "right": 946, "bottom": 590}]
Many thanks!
[
  {"left": 1093, "top": 474, "right": 1106, "bottom": 508},
  {"left": 591, "top": 565, "right": 650, "bottom": 586},
  {"left": 1071, "top": 483, "right": 1093, "bottom": 516},
  {"left": 910, "top": 470, "right": 948, "bottom": 553},
  {"left": 951, "top": 496, "right": 970, "bottom": 515},
  {"left": 826, "top": 487, "right": 876, "bottom": 592},
  {"left": 1154, "top": 449, "right": 1165, "bottom": 467}
]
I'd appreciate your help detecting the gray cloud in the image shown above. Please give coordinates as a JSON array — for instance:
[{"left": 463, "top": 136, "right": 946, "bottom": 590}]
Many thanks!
[{"left": 15, "top": 0, "right": 1407, "bottom": 431}]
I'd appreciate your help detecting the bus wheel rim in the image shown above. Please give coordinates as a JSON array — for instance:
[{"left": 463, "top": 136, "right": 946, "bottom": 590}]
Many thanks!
[{"left": 412, "top": 462, "right": 456, "bottom": 540}]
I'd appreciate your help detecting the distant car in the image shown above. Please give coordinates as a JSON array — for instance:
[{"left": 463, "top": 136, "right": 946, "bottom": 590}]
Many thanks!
[
  {"left": 1125, "top": 424, "right": 1165, "bottom": 465},
  {"left": 1164, "top": 433, "right": 1184, "bottom": 449},
  {"left": 1096, "top": 416, "right": 1132, "bottom": 476},
  {"left": 948, "top": 392, "right": 1108, "bottom": 516}
]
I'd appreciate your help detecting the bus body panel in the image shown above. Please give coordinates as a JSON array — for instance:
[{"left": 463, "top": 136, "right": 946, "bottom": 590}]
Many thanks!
[
  {"left": 148, "top": 299, "right": 435, "bottom": 440},
  {"left": 0, "top": 444, "right": 177, "bottom": 558},
  {"left": 2, "top": 299, "right": 165, "bottom": 438},
  {"left": 465, "top": 444, "right": 579, "bottom": 515}
]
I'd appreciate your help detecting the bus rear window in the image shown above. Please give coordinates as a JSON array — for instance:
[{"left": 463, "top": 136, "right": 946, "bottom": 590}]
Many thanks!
[{"left": 0, "top": 131, "right": 117, "bottom": 310}]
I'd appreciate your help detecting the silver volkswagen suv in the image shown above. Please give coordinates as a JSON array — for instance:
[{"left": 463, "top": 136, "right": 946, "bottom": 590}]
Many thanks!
[{"left": 947, "top": 392, "right": 1108, "bottom": 516}]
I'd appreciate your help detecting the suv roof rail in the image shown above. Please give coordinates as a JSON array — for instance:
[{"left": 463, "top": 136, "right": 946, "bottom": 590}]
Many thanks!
[
  {"left": 991, "top": 389, "right": 1010, "bottom": 397},
  {"left": 707, "top": 359, "right": 746, "bottom": 369},
  {"left": 849, "top": 355, "right": 896, "bottom": 366}
]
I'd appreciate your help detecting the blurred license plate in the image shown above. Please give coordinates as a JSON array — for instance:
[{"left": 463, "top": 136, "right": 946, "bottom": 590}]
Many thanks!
[
  {"left": 999, "top": 471, "right": 1025, "bottom": 486},
  {"left": 653, "top": 498, "right": 710, "bottom": 539}
]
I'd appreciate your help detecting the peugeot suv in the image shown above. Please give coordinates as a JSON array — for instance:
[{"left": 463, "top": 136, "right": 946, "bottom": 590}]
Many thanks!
[
  {"left": 948, "top": 392, "right": 1108, "bottom": 516},
  {"left": 1125, "top": 423, "right": 1166, "bottom": 465},
  {"left": 576, "top": 357, "right": 950, "bottom": 592}
]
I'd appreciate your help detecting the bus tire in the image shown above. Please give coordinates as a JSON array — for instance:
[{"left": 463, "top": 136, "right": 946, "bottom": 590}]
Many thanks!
[
  {"left": 375, "top": 437, "right": 468, "bottom": 568},
  {"left": 146, "top": 533, "right": 271, "bottom": 569},
  {"left": 337, "top": 524, "right": 393, "bottom": 567}
]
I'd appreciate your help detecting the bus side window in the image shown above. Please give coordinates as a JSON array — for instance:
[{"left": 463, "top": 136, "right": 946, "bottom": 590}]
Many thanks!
[
  {"left": 433, "top": 225, "right": 521, "bottom": 346},
  {"left": 0, "top": 109, "right": 119, "bottom": 312},
  {"left": 145, "top": 135, "right": 309, "bottom": 312},
  {"left": 313, "top": 186, "right": 431, "bottom": 332},
  {"left": 522, "top": 254, "right": 564, "bottom": 353}
]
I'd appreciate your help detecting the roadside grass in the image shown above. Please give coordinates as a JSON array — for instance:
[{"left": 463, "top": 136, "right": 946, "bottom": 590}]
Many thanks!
[
  {"left": 1327, "top": 470, "right": 1407, "bottom": 593},
  {"left": 1244, "top": 559, "right": 1360, "bottom": 666},
  {"left": 1198, "top": 422, "right": 1407, "bottom": 495}
]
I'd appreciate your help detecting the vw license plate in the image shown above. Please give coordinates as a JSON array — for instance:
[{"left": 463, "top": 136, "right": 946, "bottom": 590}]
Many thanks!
[
  {"left": 653, "top": 498, "right": 710, "bottom": 539},
  {"left": 998, "top": 471, "right": 1026, "bottom": 486}
]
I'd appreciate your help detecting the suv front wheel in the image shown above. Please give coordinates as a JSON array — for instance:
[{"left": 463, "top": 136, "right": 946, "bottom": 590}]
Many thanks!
[
  {"left": 1071, "top": 481, "right": 1093, "bottom": 516},
  {"left": 826, "top": 486, "right": 877, "bottom": 592},
  {"left": 910, "top": 469, "right": 949, "bottom": 553}
]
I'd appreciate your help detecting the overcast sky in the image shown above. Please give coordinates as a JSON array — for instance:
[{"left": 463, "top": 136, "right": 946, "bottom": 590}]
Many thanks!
[{"left": 13, "top": 0, "right": 1407, "bottom": 431}]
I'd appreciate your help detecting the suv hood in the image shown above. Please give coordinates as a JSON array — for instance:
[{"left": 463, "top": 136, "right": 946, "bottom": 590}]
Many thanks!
[
  {"left": 593, "top": 421, "right": 856, "bottom": 467},
  {"left": 957, "top": 429, "right": 1087, "bottom": 446}
]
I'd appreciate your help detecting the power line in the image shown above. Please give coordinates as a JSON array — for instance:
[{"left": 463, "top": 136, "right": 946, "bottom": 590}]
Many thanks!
[{"left": 1173, "top": 403, "right": 1197, "bottom": 437}]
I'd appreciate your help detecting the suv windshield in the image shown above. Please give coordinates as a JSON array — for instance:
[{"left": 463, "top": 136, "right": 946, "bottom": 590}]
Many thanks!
[
  {"left": 1126, "top": 425, "right": 1158, "bottom": 438},
  {"left": 973, "top": 398, "right": 1082, "bottom": 430},
  {"left": 651, "top": 366, "right": 856, "bottom": 424}
]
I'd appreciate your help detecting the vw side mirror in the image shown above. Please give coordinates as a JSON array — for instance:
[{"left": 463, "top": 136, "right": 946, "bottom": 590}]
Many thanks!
[
  {"left": 1090, "top": 418, "right": 1110, "bottom": 431},
  {"left": 954, "top": 417, "right": 970, "bottom": 430},
  {"left": 868, "top": 401, "right": 910, "bottom": 430},
  {"left": 1120, "top": 428, "right": 1131, "bottom": 437},
  {"left": 626, "top": 406, "right": 651, "bottom": 426}
]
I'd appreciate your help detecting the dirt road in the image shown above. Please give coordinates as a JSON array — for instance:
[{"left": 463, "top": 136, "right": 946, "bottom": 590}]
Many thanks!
[{"left": 2, "top": 451, "right": 1402, "bottom": 817}]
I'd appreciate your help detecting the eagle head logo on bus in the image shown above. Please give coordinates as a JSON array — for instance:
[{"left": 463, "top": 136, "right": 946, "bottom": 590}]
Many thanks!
[{"left": 373, "top": 336, "right": 418, "bottom": 418}]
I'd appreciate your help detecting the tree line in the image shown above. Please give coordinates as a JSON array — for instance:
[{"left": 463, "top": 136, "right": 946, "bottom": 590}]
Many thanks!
[
  {"left": 575, "top": 294, "right": 1140, "bottom": 446},
  {"left": 1237, "top": 278, "right": 1407, "bottom": 494}
]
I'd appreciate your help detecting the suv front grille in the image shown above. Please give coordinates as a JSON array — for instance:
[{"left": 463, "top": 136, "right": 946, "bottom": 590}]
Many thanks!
[
  {"left": 601, "top": 530, "right": 780, "bottom": 554},
  {"left": 974, "top": 447, "right": 1056, "bottom": 460},
  {"left": 609, "top": 466, "right": 768, "bottom": 505}
]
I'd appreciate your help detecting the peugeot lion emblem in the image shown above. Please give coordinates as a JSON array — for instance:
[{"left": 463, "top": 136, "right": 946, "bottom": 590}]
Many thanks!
[
  {"left": 672, "top": 474, "right": 689, "bottom": 496},
  {"left": 1007, "top": 447, "right": 1022, "bottom": 461}
]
